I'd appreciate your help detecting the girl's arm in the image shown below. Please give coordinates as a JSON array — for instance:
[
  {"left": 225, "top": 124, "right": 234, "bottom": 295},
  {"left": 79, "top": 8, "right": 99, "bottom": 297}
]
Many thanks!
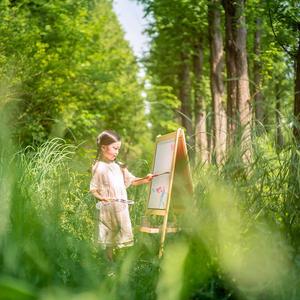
[
  {"left": 131, "top": 174, "right": 153, "bottom": 186},
  {"left": 90, "top": 189, "right": 109, "bottom": 202}
]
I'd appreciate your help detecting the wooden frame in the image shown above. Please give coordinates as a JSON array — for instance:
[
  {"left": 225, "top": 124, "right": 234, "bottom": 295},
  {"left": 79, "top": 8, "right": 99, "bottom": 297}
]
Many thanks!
[{"left": 139, "top": 128, "right": 193, "bottom": 257}]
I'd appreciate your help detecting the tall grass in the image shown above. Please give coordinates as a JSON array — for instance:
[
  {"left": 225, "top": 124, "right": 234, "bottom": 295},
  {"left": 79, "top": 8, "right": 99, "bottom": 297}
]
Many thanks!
[
  {"left": 1, "top": 139, "right": 103, "bottom": 295},
  {"left": 188, "top": 132, "right": 300, "bottom": 299},
  {"left": 1, "top": 118, "right": 300, "bottom": 299},
  {"left": 0, "top": 131, "right": 161, "bottom": 299}
]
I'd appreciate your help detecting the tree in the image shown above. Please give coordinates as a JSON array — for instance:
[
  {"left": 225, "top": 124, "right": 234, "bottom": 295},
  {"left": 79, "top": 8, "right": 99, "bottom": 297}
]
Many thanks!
[
  {"left": 138, "top": 0, "right": 209, "bottom": 159},
  {"left": 266, "top": 0, "right": 300, "bottom": 247},
  {"left": 253, "top": 16, "right": 264, "bottom": 131},
  {"left": 246, "top": 0, "right": 294, "bottom": 149},
  {"left": 179, "top": 51, "right": 193, "bottom": 146},
  {"left": 266, "top": 0, "right": 300, "bottom": 142},
  {"left": 193, "top": 38, "right": 210, "bottom": 164},
  {"left": 0, "top": 0, "right": 147, "bottom": 151},
  {"left": 208, "top": 0, "right": 226, "bottom": 164},
  {"left": 223, "top": 0, "right": 252, "bottom": 163}
]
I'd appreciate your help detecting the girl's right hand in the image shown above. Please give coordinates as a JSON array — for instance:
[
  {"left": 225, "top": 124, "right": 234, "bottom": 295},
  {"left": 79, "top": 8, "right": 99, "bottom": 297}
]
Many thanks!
[
  {"left": 145, "top": 173, "right": 154, "bottom": 183},
  {"left": 100, "top": 197, "right": 110, "bottom": 202}
]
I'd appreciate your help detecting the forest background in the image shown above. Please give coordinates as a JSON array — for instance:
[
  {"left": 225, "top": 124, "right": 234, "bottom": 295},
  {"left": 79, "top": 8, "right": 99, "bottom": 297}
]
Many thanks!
[{"left": 0, "top": 0, "right": 300, "bottom": 299}]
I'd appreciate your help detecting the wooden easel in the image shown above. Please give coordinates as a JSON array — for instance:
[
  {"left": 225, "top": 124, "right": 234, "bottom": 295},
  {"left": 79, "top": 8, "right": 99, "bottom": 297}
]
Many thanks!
[{"left": 139, "top": 128, "right": 193, "bottom": 257}]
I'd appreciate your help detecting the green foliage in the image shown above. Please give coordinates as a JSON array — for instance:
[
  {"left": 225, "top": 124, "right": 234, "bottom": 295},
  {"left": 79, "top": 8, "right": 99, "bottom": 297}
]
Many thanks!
[
  {"left": 1, "top": 109, "right": 300, "bottom": 299},
  {"left": 0, "top": 0, "right": 147, "bottom": 149},
  {"left": 267, "top": 0, "right": 300, "bottom": 56},
  {"left": 145, "top": 84, "right": 181, "bottom": 138},
  {"left": 1, "top": 0, "right": 300, "bottom": 299},
  {"left": 191, "top": 143, "right": 300, "bottom": 299},
  {"left": 19, "top": 139, "right": 94, "bottom": 241},
  {"left": 246, "top": 0, "right": 294, "bottom": 127},
  {"left": 139, "top": 0, "right": 210, "bottom": 140}
]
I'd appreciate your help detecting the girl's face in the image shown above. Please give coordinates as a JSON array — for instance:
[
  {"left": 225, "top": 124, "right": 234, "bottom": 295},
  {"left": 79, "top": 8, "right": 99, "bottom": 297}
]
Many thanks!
[{"left": 101, "top": 141, "right": 121, "bottom": 162}]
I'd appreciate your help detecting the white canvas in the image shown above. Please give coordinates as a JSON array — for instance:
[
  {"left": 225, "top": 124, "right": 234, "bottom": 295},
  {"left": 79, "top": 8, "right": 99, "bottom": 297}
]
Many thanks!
[{"left": 148, "top": 138, "right": 175, "bottom": 209}]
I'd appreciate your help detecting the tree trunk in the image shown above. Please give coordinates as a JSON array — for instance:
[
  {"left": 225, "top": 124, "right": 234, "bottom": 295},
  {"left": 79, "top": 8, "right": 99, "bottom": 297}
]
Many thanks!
[
  {"left": 253, "top": 17, "right": 264, "bottom": 134},
  {"left": 178, "top": 52, "right": 193, "bottom": 152},
  {"left": 208, "top": 0, "right": 226, "bottom": 164},
  {"left": 289, "top": 36, "right": 300, "bottom": 247},
  {"left": 193, "top": 40, "right": 209, "bottom": 164},
  {"left": 275, "top": 81, "right": 284, "bottom": 150},
  {"left": 223, "top": 0, "right": 238, "bottom": 150},
  {"left": 223, "top": 0, "right": 252, "bottom": 163},
  {"left": 293, "top": 39, "right": 300, "bottom": 143},
  {"left": 235, "top": 0, "right": 252, "bottom": 163}
]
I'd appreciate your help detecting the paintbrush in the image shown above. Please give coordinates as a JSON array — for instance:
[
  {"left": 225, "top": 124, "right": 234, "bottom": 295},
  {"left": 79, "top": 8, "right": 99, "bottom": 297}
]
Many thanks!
[{"left": 134, "top": 171, "right": 170, "bottom": 183}]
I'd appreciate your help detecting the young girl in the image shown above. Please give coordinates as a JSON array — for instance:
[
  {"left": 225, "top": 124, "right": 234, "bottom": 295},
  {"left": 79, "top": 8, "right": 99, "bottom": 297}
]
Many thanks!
[{"left": 90, "top": 130, "right": 152, "bottom": 261}]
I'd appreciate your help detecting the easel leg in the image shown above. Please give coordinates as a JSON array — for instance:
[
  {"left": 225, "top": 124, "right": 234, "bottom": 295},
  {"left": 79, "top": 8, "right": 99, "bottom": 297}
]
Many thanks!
[{"left": 158, "top": 213, "right": 169, "bottom": 258}]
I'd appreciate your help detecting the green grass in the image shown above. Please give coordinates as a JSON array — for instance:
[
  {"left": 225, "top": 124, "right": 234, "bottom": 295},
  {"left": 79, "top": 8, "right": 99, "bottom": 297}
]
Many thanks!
[{"left": 0, "top": 129, "right": 300, "bottom": 299}]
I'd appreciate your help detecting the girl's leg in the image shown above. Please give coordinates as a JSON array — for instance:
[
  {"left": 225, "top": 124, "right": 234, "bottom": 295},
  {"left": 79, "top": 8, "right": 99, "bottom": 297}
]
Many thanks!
[
  {"left": 106, "top": 246, "right": 114, "bottom": 261},
  {"left": 106, "top": 247, "right": 116, "bottom": 277}
]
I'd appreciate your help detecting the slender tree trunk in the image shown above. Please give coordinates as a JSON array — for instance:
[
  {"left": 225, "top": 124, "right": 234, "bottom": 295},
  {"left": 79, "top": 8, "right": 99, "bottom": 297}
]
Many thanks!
[
  {"left": 223, "top": 0, "right": 238, "bottom": 150},
  {"left": 179, "top": 52, "right": 193, "bottom": 149},
  {"left": 193, "top": 40, "right": 209, "bottom": 164},
  {"left": 235, "top": 0, "right": 252, "bottom": 163},
  {"left": 223, "top": 0, "right": 252, "bottom": 163},
  {"left": 208, "top": 0, "right": 226, "bottom": 164},
  {"left": 289, "top": 36, "right": 300, "bottom": 248},
  {"left": 275, "top": 81, "right": 284, "bottom": 150},
  {"left": 254, "top": 17, "right": 264, "bottom": 134},
  {"left": 293, "top": 39, "right": 300, "bottom": 143}
]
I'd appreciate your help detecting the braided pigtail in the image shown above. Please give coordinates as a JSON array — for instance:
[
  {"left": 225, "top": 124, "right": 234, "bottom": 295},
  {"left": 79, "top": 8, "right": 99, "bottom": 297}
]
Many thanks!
[{"left": 93, "top": 147, "right": 101, "bottom": 166}]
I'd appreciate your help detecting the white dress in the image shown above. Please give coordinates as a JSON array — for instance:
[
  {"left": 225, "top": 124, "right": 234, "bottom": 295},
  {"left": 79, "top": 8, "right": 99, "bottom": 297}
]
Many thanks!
[{"left": 90, "top": 161, "right": 136, "bottom": 249}]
